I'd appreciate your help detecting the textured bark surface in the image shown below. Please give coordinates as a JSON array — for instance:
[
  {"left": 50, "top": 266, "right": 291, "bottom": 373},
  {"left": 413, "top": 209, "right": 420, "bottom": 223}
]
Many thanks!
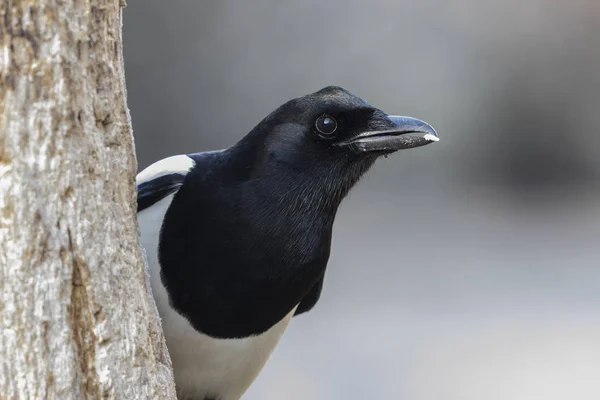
[{"left": 0, "top": 1, "right": 177, "bottom": 399}]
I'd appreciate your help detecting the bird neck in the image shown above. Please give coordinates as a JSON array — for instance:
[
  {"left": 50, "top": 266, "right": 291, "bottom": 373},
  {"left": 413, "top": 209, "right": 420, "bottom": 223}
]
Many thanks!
[{"left": 228, "top": 134, "right": 369, "bottom": 216}]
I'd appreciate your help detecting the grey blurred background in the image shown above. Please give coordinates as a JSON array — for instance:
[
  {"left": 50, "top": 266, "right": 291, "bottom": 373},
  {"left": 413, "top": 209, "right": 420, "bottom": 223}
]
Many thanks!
[{"left": 123, "top": 1, "right": 600, "bottom": 399}]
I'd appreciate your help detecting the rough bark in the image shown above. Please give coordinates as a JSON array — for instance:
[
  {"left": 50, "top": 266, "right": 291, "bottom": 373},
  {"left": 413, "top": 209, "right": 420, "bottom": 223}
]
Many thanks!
[{"left": 0, "top": 1, "right": 177, "bottom": 399}]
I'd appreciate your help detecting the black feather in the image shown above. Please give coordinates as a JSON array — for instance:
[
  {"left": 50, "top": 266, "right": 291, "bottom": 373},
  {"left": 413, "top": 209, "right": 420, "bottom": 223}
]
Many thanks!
[{"left": 137, "top": 173, "right": 187, "bottom": 212}]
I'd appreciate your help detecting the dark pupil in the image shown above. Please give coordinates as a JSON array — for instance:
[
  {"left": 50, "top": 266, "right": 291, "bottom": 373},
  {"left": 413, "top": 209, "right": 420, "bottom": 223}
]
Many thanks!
[{"left": 316, "top": 116, "right": 336, "bottom": 135}]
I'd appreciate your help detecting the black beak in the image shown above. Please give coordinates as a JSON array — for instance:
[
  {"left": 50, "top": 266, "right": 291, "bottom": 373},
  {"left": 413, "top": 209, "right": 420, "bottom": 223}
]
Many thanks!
[{"left": 339, "top": 115, "right": 439, "bottom": 154}]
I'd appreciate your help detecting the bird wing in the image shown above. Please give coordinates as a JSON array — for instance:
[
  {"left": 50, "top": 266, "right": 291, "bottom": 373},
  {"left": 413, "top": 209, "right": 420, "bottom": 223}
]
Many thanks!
[{"left": 136, "top": 154, "right": 195, "bottom": 212}]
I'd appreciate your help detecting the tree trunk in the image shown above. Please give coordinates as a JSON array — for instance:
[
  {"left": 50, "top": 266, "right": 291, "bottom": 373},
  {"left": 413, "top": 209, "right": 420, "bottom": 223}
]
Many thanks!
[{"left": 0, "top": 1, "right": 177, "bottom": 399}]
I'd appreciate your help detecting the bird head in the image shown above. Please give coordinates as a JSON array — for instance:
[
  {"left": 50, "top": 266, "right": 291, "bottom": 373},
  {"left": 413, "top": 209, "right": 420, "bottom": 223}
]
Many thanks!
[{"left": 234, "top": 86, "right": 438, "bottom": 208}]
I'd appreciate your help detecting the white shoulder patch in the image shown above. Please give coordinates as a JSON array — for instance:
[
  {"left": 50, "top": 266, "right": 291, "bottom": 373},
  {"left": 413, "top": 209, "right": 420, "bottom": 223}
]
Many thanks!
[{"left": 136, "top": 155, "right": 196, "bottom": 186}]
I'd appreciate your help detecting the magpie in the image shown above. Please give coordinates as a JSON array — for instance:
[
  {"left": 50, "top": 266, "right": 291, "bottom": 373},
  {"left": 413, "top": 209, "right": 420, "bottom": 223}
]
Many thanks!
[{"left": 136, "top": 86, "right": 438, "bottom": 400}]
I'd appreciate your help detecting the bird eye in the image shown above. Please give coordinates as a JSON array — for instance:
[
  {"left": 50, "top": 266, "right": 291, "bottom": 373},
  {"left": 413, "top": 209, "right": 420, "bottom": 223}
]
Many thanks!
[{"left": 315, "top": 115, "right": 338, "bottom": 137}]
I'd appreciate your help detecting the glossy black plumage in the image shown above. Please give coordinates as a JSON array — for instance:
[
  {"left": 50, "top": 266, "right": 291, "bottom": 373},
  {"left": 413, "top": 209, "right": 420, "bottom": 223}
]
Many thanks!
[
  {"left": 137, "top": 173, "right": 187, "bottom": 212},
  {"left": 138, "top": 86, "right": 438, "bottom": 340}
]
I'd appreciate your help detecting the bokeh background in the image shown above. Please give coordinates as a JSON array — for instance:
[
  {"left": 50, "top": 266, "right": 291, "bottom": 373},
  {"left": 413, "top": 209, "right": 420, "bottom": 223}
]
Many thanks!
[{"left": 124, "top": 1, "right": 600, "bottom": 399}]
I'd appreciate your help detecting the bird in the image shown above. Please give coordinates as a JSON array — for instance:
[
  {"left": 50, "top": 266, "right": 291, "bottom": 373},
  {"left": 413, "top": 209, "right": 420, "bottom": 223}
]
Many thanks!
[{"left": 136, "top": 86, "right": 438, "bottom": 400}]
